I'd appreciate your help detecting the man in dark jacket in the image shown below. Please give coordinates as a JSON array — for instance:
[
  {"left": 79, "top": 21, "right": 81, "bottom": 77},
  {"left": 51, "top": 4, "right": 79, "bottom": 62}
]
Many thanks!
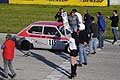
[
  {"left": 106, "top": 10, "right": 119, "bottom": 45},
  {"left": 84, "top": 10, "right": 92, "bottom": 34},
  {"left": 55, "top": 8, "right": 64, "bottom": 22},
  {"left": 89, "top": 17, "right": 99, "bottom": 54},
  {"left": 1, "top": 34, "right": 16, "bottom": 79},
  {"left": 78, "top": 24, "right": 89, "bottom": 66}
]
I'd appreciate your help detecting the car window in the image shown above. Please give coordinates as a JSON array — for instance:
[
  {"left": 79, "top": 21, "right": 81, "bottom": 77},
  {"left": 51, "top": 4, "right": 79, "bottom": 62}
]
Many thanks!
[
  {"left": 44, "top": 26, "right": 60, "bottom": 37},
  {"left": 28, "top": 26, "right": 42, "bottom": 34}
]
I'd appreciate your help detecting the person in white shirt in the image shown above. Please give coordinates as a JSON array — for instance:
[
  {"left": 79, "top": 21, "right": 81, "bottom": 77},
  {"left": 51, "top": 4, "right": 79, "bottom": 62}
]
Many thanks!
[
  {"left": 68, "top": 32, "right": 78, "bottom": 79},
  {"left": 72, "top": 9, "right": 83, "bottom": 24}
]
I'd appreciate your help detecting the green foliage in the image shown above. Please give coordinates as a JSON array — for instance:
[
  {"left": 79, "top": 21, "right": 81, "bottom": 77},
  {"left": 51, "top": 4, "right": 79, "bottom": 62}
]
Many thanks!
[{"left": 0, "top": 4, "right": 120, "bottom": 39}]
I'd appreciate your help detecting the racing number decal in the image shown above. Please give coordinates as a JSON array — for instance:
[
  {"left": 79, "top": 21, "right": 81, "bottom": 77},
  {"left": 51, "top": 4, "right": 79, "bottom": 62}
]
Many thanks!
[{"left": 48, "top": 39, "right": 56, "bottom": 46}]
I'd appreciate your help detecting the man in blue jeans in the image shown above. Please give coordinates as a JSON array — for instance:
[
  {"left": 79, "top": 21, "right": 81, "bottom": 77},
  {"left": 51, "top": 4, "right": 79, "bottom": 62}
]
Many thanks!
[
  {"left": 89, "top": 17, "right": 99, "bottom": 54},
  {"left": 106, "top": 10, "right": 119, "bottom": 45},
  {"left": 68, "top": 11, "right": 79, "bottom": 32},
  {"left": 97, "top": 12, "right": 106, "bottom": 50},
  {"left": 78, "top": 24, "right": 89, "bottom": 67}
]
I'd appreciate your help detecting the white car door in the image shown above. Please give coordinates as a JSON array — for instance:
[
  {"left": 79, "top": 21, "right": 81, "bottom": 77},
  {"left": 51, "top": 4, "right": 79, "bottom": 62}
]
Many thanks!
[
  {"left": 27, "top": 25, "right": 47, "bottom": 49},
  {"left": 42, "top": 26, "right": 66, "bottom": 50}
]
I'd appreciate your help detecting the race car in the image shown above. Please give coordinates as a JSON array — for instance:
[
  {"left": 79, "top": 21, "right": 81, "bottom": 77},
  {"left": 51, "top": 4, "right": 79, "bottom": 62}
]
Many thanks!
[{"left": 16, "top": 21, "right": 71, "bottom": 51}]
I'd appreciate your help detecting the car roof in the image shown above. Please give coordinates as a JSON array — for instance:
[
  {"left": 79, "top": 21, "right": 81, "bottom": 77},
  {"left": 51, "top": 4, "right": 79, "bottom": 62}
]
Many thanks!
[{"left": 32, "top": 21, "right": 63, "bottom": 27}]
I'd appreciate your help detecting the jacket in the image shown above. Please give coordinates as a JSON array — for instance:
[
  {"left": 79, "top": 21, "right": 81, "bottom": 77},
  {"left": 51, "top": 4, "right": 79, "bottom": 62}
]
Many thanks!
[
  {"left": 89, "top": 22, "right": 99, "bottom": 38},
  {"left": 97, "top": 15, "right": 106, "bottom": 32},
  {"left": 68, "top": 15, "right": 79, "bottom": 26},
  {"left": 75, "top": 12, "right": 83, "bottom": 23},
  {"left": 110, "top": 15, "right": 119, "bottom": 27},
  {"left": 2, "top": 39, "right": 15, "bottom": 60},
  {"left": 79, "top": 30, "right": 89, "bottom": 44},
  {"left": 55, "top": 12, "right": 63, "bottom": 22}
]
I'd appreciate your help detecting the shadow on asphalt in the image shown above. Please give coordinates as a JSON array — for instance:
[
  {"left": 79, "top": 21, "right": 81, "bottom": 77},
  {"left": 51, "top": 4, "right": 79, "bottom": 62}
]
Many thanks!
[
  {"left": 104, "top": 39, "right": 113, "bottom": 43},
  {"left": 49, "top": 50, "right": 70, "bottom": 60},
  {"left": 31, "top": 52, "right": 70, "bottom": 77},
  {"left": 0, "top": 66, "right": 5, "bottom": 78}
]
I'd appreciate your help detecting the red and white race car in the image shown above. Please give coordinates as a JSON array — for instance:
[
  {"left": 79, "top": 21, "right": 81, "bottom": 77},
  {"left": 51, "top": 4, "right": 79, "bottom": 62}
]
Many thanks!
[{"left": 16, "top": 21, "right": 71, "bottom": 51}]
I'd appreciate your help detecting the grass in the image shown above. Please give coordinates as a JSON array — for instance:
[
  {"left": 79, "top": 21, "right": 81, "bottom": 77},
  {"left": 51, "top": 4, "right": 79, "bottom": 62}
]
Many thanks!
[{"left": 0, "top": 4, "right": 120, "bottom": 39}]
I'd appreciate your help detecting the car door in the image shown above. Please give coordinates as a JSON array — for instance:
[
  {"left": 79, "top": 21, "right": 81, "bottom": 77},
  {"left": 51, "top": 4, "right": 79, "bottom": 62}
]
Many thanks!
[
  {"left": 27, "top": 25, "right": 47, "bottom": 49},
  {"left": 43, "top": 26, "right": 66, "bottom": 50}
]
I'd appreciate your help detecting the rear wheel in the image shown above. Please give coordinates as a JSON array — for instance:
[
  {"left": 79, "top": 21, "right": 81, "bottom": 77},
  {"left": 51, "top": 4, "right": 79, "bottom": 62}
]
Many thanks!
[{"left": 16, "top": 39, "right": 32, "bottom": 51}]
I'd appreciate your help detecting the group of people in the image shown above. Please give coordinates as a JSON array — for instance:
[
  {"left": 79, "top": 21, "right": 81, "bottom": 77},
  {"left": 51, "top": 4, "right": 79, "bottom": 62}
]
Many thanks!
[{"left": 55, "top": 8, "right": 119, "bottom": 79}]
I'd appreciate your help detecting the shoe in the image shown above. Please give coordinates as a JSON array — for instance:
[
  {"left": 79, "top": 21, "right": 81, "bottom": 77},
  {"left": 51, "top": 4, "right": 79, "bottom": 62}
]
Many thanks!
[
  {"left": 97, "top": 48, "right": 102, "bottom": 51},
  {"left": 77, "top": 64, "right": 82, "bottom": 67},
  {"left": 92, "top": 52, "right": 96, "bottom": 54},
  {"left": 83, "top": 63, "right": 87, "bottom": 65},
  {"left": 10, "top": 73, "right": 16, "bottom": 78},
  {"left": 69, "top": 75, "right": 74, "bottom": 79}
]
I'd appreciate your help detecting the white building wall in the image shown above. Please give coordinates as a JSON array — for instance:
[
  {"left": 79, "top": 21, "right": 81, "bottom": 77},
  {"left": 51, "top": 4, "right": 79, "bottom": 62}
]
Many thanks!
[{"left": 110, "top": 0, "right": 120, "bottom": 5}]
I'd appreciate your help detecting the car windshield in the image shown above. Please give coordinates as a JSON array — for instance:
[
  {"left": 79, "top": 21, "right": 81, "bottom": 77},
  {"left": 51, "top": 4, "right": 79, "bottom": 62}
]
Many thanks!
[{"left": 58, "top": 26, "right": 71, "bottom": 37}]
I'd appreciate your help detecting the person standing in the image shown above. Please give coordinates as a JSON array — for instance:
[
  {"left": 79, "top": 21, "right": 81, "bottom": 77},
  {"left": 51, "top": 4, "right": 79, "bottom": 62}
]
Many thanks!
[
  {"left": 106, "top": 10, "right": 119, "bottom": 44},
  {"left": 97, "top": 12, "right": 106, "bottom": 50},
  {"left": 89, "top": 17, "right": 99, "bottom": 54},
  {"left": 72, "top": 9, "right": 83, "bottom": 24},
  {"left": 68, "top": 32, "right": 78, "bottom": 79},
  {"left": 84, "top": 10, "right": 92, "bottom": 34},
  {"left": 1, "top": 34, "right": 16, "bottom": 79},
  {"left": 55, "top": 8, "right": 64, "bottom": 22},
  {"left": 78, "top": 24, "right": 89, "bottom": 66},
  {"left": 68, "top": 11, "right": 79, "bottom": 32}
]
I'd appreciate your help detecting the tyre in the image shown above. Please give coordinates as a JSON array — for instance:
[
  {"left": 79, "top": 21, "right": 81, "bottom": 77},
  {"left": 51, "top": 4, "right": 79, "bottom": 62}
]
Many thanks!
[{"left": 16, "top": 39, "right": 32, "bottom": 51}]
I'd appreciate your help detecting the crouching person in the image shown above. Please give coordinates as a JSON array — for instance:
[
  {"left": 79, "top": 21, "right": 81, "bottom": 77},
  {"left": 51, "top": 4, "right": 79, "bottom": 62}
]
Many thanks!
[
  {"left": 1, "top": 34, "right": 16, "bottom": 79},
  {"left": 68, "top": 32, "right": 78, "bottom": 79},
  {"left": 78, "top": 23, "right": 89, "bottom": 67}
]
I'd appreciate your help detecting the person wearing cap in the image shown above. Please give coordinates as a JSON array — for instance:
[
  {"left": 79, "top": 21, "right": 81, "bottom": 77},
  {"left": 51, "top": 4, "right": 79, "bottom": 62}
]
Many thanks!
[
  {"left": 78, "top": 23, "right": 89, "bottom": 66},
  {"left": 1, "top": 34, "right": 16, "bottom": 79},
  {"left": 89, "top": 17, "right": 99, "bottom": 54}
]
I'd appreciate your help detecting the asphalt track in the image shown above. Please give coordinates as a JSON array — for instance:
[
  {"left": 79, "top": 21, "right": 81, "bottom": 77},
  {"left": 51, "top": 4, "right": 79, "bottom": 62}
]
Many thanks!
[{"left": 0, "top": 33, "right": 120, "bottom": 80}]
